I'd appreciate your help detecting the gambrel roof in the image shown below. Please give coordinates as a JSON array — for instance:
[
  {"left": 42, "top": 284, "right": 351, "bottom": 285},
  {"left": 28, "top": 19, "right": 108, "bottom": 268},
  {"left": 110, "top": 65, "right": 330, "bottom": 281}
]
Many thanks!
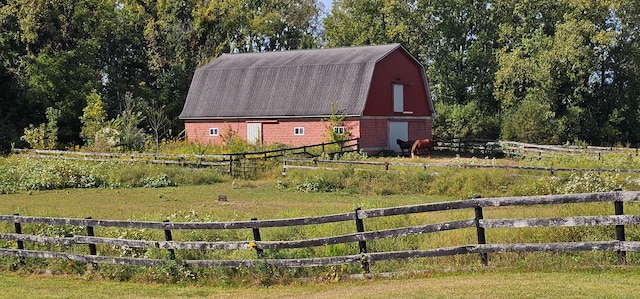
[{"left": 180, "top": 43, "right": 425, "bottom": 120}]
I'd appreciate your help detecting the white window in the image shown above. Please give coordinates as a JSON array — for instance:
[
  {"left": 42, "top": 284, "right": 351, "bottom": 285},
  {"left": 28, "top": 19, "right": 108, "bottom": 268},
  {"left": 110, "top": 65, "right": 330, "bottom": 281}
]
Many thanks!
[
  {"left": 209, "top": 128, "right": 219, "bottom": 136},
  {"left": 393, "top": 84, "right": 404, "bottom": 112},
  {"left": 334, "top": 126, "right": 345, "bottom": 135},
  {"left": 294, "top": 127, "right": 305, "bottom": 136}
]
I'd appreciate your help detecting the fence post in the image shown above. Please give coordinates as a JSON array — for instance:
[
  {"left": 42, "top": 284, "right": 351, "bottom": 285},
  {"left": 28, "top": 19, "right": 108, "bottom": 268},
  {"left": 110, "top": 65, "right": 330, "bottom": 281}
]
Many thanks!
[
  {"left": 251, "top": 218, "right": 264, "bottom": 259},
  {"left": 354, "top": 207, "right": 370, "bottom": 273},
  {"left": 13, "top": 213, "right": 25, "bottom": 264},
  {"left": 473, "top": 200, "right": 488, "bottom": 266},
  {"left": 163, "top": 220, "right": 175, "bottom": 260},
  {"left": 228, "top": 155, "right": 233, "bottom": 176},
  {"left": 282, "top": 160, "right": 287, "bottom": 177},
  {"left": 614, "top": 200, "right": 626, "bottom": 264},
  {"left": 85, "top": 217, "right": 98, "bottom": 269}
]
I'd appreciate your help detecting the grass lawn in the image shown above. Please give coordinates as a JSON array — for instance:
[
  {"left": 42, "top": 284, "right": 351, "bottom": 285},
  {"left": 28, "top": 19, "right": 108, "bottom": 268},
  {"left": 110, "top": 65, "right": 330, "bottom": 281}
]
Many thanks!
[
  {"left": 0, "top": 181, "right": 449, "bottom": 221},
  {"left": 2, "top": 268, "right": 640, "bottom": 298}
]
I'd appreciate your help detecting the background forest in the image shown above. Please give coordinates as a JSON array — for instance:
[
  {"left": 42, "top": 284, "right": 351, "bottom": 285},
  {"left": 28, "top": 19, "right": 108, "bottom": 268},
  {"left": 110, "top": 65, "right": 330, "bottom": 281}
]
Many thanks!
[{"left": 0, "top": 0, "right": 639, "bottom": 152}]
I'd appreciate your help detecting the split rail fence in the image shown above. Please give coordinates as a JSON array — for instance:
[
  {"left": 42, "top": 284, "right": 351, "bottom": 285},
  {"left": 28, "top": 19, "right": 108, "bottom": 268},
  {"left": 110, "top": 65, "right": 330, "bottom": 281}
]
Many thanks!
[
  {"left": 500, "top": 141, "right": 640, "bottom": 159},
  {"left": 282, "top": 158, "right": 640, "bottom": 177},
  {"left": 10, "top": 138, "right": 360, "bottom": 177},
  {"left": 1, "top": 191, "right": 640, "bottom": 273}
]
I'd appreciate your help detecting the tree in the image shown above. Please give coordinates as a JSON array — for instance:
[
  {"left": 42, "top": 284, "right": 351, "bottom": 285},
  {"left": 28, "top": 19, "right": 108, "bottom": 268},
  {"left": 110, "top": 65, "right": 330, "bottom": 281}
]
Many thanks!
[
  {"left": 20, "top": 107, "right": 60, "bottom": 150},
  {"left": 145, "top": 100, "right": 171, "bottom": 153},
  {"left": 80, "top": 90, "right": 108, "bottom": 147},
  {"left": 113, "top": 92, "right": 145, "bottom": 151}
]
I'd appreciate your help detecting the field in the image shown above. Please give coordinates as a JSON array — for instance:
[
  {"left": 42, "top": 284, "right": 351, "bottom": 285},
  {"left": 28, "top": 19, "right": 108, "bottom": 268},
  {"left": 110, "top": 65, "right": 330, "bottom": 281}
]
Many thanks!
[
  {"left": 2, "top": 153, "right": 640, "bottom": 297},
  {"left": 3, "top": 269, "right": 640, "bottom": 298}
]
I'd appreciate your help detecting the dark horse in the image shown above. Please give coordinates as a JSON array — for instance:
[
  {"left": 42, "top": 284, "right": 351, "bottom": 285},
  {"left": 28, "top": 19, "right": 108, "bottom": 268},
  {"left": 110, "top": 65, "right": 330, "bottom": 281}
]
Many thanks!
[
  {"left": 396, "top": 139, "right": 414, "bottom": 156},
  {"left": 411, "top": 138, "right": 436, "bottom": 158}
]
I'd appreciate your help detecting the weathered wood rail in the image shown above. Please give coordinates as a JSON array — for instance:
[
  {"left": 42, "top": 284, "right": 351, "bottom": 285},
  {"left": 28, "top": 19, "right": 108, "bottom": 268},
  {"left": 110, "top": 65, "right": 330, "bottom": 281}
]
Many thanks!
[
  {"left": 434, "top": 138, "right": 502, "bottom": 156},
  {"left": 500, "top": 141, "right": 640, "bottom": 158},
  {"left": 10, "top": 138, "right": 360, "bottom": 177},
  {"left": 282, "top": 158, "right": 640, "bottom": 177},
  {"left": 1, "top": 191, "right": 640, "bottom": 272}
]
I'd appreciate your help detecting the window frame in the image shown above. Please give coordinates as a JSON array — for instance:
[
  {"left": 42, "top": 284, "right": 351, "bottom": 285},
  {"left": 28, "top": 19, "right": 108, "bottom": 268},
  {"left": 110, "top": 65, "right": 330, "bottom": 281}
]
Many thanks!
[
  {"left": 393, "top": 83, "right": 404, "bottom": 112},
  {"left": 209, "top": 128, "right": 219, "bottom": 136},
  {"left": 294, "top": 127, "right": 305, "bottom": 136}
]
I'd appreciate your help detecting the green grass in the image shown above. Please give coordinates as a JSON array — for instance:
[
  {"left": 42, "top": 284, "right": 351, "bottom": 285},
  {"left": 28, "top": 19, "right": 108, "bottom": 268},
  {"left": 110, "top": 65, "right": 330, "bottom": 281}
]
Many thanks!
[
  {"left": 2, "top": 268, "right": 640, "bottom": 298},
  {"left": 0, "top": 182, "right": 446, "bottom": 220}
]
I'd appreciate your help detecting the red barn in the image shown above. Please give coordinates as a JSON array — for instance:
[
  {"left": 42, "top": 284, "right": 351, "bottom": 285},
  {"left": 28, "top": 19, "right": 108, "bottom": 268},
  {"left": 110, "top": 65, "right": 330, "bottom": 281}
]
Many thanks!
[{"left": 179, "top": 43, "right": 435, "bottom": 154}]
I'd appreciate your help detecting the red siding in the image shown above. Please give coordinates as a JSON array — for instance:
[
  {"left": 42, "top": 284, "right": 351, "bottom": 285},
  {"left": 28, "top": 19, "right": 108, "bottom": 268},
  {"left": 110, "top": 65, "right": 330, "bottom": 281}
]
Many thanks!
[
  {"left": 185, "top": 119, "right": 362, "bottom": 147},
  {"left": 409, "top": 118, "right": 433, "bottom": 140},
  {"left": 363, "top": 50, "right": 432, "bottom": 117}
]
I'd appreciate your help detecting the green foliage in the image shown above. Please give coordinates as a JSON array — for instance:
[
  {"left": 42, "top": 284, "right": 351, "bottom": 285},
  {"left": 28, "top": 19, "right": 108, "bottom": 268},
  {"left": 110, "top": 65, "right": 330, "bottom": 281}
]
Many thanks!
[
  {"left": 79, "top": 90, "right": 107, "bottom": 147},
  {"left": 0, "top": 156, "right": 223, "bottom": 194},
  {"left": 433, "top": 101, "right": 500, "bottom": 140},
  {"left": 501, "top": 99, "right": 560, "bottom": 144},
  {"left": 323, "top": 101, "right": 351, "bottom": 142},
  {"left": 20, "top": 107, "right": 60, "bottom": 150},
  {"left": 112, "top": 92, "right": 146, "bottom": 152},
  {"left": 142, "top": 174, "right": 177, "bottom": 188}
]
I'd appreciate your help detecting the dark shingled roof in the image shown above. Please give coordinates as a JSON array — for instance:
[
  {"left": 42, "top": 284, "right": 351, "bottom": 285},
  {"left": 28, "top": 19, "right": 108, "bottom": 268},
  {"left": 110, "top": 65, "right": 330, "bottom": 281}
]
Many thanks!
[{"left": 180, "top": 43, "right": 408, "bottom": 120}]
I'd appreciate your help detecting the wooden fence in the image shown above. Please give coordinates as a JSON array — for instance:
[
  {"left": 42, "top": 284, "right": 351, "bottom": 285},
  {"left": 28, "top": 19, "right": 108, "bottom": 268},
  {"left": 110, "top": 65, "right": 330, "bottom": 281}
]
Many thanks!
[
  {"left": 10, "top": 138, "right": 360, "bottom": 177},
  {"left": 500, "top": 141, "right": 640, "bottom": 158},
  {"left": 282, "top": 158, "right": 640, "bottom": 177},
  {"left": 434, "top": 138, "right": 503, "bottom": 156},
  {"left": 1, "top": 191, "right": 640, "bottom": 272}
]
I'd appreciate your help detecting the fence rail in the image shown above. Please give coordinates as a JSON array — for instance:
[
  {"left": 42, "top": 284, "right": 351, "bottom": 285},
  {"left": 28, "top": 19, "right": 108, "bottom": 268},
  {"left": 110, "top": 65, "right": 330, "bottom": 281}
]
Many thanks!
[
  {"left": 1, "top": 191, "right": 640, "bottom": 272},
  {"left": 10, "top": 138, "right": 360, "bottom": 177},
  {"left": 500, "top": 141, "right": 640, "bottom": 158},
  {"left": 282, "top": 158, "right": 640, "bottom": 177}
]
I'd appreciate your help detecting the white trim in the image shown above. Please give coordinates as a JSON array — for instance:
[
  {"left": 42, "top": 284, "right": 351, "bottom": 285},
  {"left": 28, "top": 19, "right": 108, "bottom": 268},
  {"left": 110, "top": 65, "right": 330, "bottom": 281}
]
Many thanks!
[
  {"left": 333, "top": 126, "right": 345, "bottom": 135},
  {"left": 294, "top": 127, "right": 305, "bottom": 136},
  {"left": 393, "top": 84, "right": 404, "bottom": 112},
  {"left": 208, "top": 128, "right": 219, "bottom": 136}
]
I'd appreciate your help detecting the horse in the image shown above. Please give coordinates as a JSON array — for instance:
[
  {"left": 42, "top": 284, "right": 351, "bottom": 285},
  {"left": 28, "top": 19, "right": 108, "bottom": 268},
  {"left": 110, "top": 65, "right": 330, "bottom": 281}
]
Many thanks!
[
  {"left": 411, "top": 138, "right": 436, "bottom": 158},
  {"left": 396, "top": 139, "right": 414, "bottom": 157}
]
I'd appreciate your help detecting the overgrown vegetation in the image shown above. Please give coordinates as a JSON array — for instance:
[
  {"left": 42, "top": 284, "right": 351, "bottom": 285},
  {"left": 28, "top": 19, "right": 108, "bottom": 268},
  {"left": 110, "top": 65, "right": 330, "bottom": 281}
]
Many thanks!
[{"left": 0, "top": 156, "right": 223, "bottom": 194}]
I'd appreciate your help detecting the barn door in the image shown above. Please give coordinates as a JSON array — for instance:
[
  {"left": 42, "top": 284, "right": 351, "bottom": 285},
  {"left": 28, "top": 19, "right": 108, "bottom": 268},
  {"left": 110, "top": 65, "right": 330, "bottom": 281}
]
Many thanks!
[
  {"left": 388, "top": 121, "right": 408, "bottom": 152},
  {"left": 246, "top": 123, "right": 262, "bottom": 145}
]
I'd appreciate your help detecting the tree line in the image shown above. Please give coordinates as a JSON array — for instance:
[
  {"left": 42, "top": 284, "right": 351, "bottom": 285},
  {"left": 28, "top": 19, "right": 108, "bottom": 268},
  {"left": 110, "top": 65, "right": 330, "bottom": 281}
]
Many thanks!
[{"left": 1, "top": 0, "right": 638, "bottom": 152}]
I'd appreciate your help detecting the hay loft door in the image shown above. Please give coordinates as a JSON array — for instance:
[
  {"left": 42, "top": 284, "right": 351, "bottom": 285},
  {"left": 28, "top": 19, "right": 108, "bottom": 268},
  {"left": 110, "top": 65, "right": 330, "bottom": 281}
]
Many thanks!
[
  {"left": 246, "top": 122, "right": 262, "bottom": 145},
  {"left": 388, "top": 121, "right": 408, "bottom": 152}
]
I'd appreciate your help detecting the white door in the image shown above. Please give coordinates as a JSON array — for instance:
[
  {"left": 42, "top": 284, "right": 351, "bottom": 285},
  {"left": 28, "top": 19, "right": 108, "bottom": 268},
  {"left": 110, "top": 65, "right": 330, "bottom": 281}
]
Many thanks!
[
  {"left": 246, "top": 123, "right": 262, "bottom": 145},
  {"left": 388, "top": 121, "right": 408, "bottom": 152}
]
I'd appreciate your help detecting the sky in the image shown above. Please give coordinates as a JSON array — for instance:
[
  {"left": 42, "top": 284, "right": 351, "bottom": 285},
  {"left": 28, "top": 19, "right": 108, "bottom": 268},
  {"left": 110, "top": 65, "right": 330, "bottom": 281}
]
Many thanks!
[{"left": 318, "top": 0, "right": 332, "bottom": 12}]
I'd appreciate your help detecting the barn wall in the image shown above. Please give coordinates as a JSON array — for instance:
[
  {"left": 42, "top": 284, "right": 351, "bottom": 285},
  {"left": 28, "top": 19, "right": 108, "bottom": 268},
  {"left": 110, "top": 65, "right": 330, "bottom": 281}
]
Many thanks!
[
  {"left": 184, "top": 121, "right": 246, "bottom": 145},
  {"left": 184, "top": 119, "right": 362, "bottom": 147},
  {"left": 261, "top": 119, "right": 360, "bottom": 146},
  {"left": 408, "top": 118, "right": 433, "bottom": 140},
  {"left": 363, "top": 49, "right": 432, "bottom": 117},
  {"left": 358, "top": 118, "right": 388, "bottom": 151},
  {"left": 358, "top": 117, "right": 433, "bottom": 153}
]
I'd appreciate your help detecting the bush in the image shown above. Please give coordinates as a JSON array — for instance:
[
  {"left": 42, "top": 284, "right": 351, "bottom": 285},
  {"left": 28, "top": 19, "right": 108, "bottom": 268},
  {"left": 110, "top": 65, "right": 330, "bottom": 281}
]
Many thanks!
[{"left": 0, "top": 156, "right": 227, "bottom": 193}]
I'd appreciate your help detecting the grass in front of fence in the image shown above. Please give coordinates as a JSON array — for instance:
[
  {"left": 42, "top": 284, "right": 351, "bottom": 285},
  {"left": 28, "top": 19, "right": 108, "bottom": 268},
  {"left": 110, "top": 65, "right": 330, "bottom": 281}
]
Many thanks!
[{"left": 4, "top": 267, "right": 640, "bottom": 298}]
